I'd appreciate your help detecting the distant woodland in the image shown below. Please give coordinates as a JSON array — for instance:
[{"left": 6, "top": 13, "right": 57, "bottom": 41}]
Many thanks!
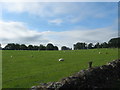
[{"left": 1, "top": 37, "right": 120, "bottom": 50}]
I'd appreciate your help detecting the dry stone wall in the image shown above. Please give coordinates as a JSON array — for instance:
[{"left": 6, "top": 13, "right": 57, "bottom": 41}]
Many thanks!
[{"left": 31, "top": 59, "right": 120, "bottom": 89}]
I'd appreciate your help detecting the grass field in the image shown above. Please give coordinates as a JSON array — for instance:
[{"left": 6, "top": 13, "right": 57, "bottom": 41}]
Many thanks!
[{"left": 2, "top": 48, "right": 119, "bottom": 88}]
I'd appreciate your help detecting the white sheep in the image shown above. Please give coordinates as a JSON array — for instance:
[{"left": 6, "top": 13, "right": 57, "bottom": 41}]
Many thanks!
[
  {"left": 58, "top": 58, "right": 64, "bottom": 61},
  {"left": 99, "top": 52, "right": 101, "bottom": 54}
]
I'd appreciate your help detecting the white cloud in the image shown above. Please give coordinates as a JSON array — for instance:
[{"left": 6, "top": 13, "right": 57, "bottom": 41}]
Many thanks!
[
  {"left": 2, "top": 2, "right": 117, "bottom": 19},
  {"left": 44, "top": 28, "right": 117, "bottom": 48},
  {"left": 1, "top": 2, "right": 117, "bottom": 25},
  {"left": 0, "top": 20, "right": 50, "bottom": 46},
  {"left": 48, "top": 19, "right": 63, "bottom": 25},
  {"left": 0, "top": 20, "right": 117, "bottom": 49},
  {"left": 2, "top": 2, "right": 71, "bottom": 17},
  {"left": 2, "top": 3, "right": 48, "bottom": 16}
]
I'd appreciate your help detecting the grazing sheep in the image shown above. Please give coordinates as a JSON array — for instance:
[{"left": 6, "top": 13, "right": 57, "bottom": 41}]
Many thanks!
[
  {"left": 58, "top": 58, "right": 64, "bottom": 61},
  {"left": 99, "top": 52, "right": 101, "bottom": 54}
]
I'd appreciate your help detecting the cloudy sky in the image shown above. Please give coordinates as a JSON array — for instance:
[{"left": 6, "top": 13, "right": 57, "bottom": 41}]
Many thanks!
[{"left": 0, "top": 2, "right": 118, "bottom": 49}]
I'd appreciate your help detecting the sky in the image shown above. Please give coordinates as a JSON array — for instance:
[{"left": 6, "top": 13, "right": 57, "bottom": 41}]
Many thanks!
[{"left": 0, "top": 2, "right": 118, "bottom": 49}]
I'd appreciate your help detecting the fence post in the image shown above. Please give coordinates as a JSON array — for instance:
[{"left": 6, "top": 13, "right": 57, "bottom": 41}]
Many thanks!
[{"left": 88, "top": 61, "right": 92, "bottom": 68}]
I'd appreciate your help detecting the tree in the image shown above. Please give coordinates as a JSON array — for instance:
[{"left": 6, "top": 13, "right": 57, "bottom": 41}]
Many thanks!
[
  {"left": 15, "top": 44, "right": 20, "bottom": 50},
  {"left": 4, "top": 43, "right": 16, "bottom": 50},
  {"left": 20, "top": 44, "right": 28, "bottom": 50},
  {"left": 46, "top": 43, "right": 54, "bottom": 50},
  {"left": 39, "top": 44, "right": 46, "bottom": 50},
  {"left": 74, "top": 42, "right": 86, "bottom": 50},
  {"left": 0, "top": 44, "right": 2, "bottom": 50},
  {"left": 74, "top": 42, "right": 81, "bottom": 50},
  {"left": 28, "top": 45, "right": 34, "bottom": 50},
  {"left": 54, "top": 46, "right": 59, "bottom": 50},
  {"left": 108, "top": 37, "right": 120, "bottom": 48},
  {"left": 33, "top": 45, "right": 39, "bottom": 50},
  {"left": 61, "top": 46, "right": 67, "bottom": 50},
  {"left": 88, "top": 43, "right": 93, "bottom": 49},
  {"left": 61, "top": 46, "right": 71, "bottom": 50},
  {"left": 94, "top": 42, "right": 100, "bottom": 49},
  {"left": 100, "top": 42, "right": 108, "bottom": 48}
]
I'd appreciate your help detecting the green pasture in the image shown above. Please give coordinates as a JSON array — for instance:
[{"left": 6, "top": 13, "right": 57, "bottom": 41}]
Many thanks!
[{"left": 2, "top": 48, "right": 119, "bottom": 88}]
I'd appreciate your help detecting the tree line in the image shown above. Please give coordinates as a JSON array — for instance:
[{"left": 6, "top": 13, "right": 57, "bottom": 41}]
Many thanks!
[
  {"left": 74, "top": 37, "right": 120, "bottom": 50},
  {"left": 0, "top": 37, "right": 120, "bottom": 50},
  {"left": 1, "top": 43, "right": 59, "bottom": 50}
]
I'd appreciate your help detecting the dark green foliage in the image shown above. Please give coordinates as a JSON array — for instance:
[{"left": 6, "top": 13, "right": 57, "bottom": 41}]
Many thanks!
[
  {"left": 54, "top": 46, "right": 59, "bottom": 50},
  {"left": 28, "top": 45, "right": 34, "bottom": 50},
  {"left": 100, "top": 42, "right": 108, "bottom": 48},
  {"left": 108, "top": 37, "right": 120, "bottom": 48},
  {"left": 20, "top": 44, "right": 27, "bottom": 50},
  {"left": 15, "top": 44, "right": 21, "bottom": 50},
  {"left": 61, "top": 46, "right": 71, "bottom": 50},
  {"left": 39, "top": 45, "right": 46, "bottom": 50},
  {"left": 46, "top": 43, "right": 55, "bottom": 50},
  {"left": 0, "top": 44, "right": 1, "bottom": 50},
  {"left": 94, "top": 42, "right": 100, "bottom": 49},
  {"left": 74, "top": 42, "right": 87, "bottom": 50},
  {"left": 4, "top": 43, "right": 16, "bottom": 50},
  {"left": 33, "top": 46, "right": 39, "bottom": 50},
  {"left": 88, "top": 43, "right": 93, "bottom": 49}
]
